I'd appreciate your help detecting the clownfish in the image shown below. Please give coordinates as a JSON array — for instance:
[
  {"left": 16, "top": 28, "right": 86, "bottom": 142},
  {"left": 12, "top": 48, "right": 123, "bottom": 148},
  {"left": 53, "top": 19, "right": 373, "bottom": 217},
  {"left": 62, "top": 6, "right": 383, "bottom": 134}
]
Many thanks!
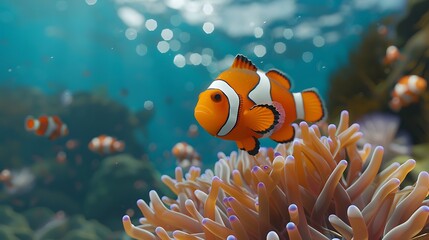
[
  {"left": 88, "top": 135, "right": 125, "bottom": 155},
  {"left": 172, "top": 142, "right": 201, "bottom": 168},
  {"left": 383, "top": 45, "right": 404, "bottom": 65},
  {"left": 25, "top": 115, "right": 68, "bottom": 140},
  {"left": 194, "top": 54, "right": 325, "bottom": 155},
  {"left": 389, "top": 75, "right": 427, "bottom": 111}
]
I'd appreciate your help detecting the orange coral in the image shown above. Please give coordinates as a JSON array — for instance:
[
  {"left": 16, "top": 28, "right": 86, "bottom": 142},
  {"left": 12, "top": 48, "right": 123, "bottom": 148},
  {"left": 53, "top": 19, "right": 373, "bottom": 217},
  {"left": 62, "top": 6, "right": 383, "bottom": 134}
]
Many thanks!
[{"left": 123, "top": 110, "right": 429, "bottom": 239}]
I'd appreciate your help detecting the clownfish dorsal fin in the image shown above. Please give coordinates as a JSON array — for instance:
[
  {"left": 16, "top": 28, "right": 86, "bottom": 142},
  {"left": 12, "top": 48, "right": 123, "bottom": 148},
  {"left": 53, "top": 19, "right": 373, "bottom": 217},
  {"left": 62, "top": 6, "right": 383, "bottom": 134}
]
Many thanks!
[
  {"left": 245, "top": 104, "right": 279, "bottom": 134},
  {"left": 231, "top": 54, "right": 257, "bottom": 71},
  {"left": 266, "top": 69, "right": 291, "bottom": 90}
]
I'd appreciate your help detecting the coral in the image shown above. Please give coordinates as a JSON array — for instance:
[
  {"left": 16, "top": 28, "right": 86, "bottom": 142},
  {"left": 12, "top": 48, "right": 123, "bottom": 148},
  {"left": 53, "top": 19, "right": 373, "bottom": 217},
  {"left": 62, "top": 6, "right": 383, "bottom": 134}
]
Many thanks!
[
  {"left": 327, "top": 0, "right": 429, "bottom": 144},
  {"left": 33, "top": 215, "right": 113, "bottom": 240},
  {"left": 0, "top": 205, "right": 33, "bottom": 240},
  {"left": 85, "top": 154, "right": 167, "bottom": 229},
  {"left": 122, "top": 111, "right": 429, "bottom": 239}
]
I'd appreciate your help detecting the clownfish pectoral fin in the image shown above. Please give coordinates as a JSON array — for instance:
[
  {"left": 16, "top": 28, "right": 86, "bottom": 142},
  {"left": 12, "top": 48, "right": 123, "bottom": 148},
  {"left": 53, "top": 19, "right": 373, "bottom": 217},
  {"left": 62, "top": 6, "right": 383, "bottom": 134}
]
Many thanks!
[
  {"left": 266, "top": 69, "right": 291, "bottom": 90},
  {"left": 237, "top": 137, "right": 260, "bottom": 155},
  {"left": 270, "top": 124, "right": 295, "bottom": 143},
  {"left": 245, "top": 104, "right": 279, "bottom": 134},
  {"left": 231, "top": 54, "right": 257, "bottom": 71},
  {"left": 302, "top": 90, "right": 325, "bottom": 122}
]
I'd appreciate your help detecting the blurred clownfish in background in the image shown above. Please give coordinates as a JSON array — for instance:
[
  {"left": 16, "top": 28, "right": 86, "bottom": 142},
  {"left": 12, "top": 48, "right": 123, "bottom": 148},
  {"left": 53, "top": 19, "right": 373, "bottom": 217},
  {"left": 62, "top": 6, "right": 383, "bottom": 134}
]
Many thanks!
[
  {"left": 172, "top": 142, "right": 201, "bottom": 168},
  {"left": 88, "top": 135, "right": 125, "bottom": 155},
  {"left": 194, "top": 54, "right": 325, "bottom": 155},
  {"left": 389, "top": 75, "right": 427, "bottom": 111},
  {"left": 383, "top": 45, "right": 404, "bottom": 65},
  {"left": 25, "top": 115, "right": 68, "bottom": 140}
]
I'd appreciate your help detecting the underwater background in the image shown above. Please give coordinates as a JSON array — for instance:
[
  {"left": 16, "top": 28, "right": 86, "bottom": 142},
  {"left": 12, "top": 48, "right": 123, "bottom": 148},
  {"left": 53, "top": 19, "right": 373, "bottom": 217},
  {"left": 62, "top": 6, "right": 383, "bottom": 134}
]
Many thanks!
[{"left": 1, "top": 0, "right": 428, "bottom": 239}]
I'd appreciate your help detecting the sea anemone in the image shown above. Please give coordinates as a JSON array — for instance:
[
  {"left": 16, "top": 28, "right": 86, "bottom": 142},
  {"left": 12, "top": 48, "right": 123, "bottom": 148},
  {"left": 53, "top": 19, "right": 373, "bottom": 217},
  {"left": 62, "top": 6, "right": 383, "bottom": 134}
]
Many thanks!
[{"left": 122, "top": 110, "right": 429, "bottom": 239}]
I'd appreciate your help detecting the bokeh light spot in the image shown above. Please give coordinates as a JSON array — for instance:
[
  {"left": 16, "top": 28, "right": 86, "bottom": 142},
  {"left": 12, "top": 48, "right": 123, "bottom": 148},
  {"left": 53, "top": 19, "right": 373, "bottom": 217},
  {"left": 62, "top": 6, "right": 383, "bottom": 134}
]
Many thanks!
[
  {"left": 274, "top": 42, "right": 286, "bottom": 54},
  {"left": 161, "top": 29, "right": 173, "bottom": 41},
  {"left": 144, "top": 101, "right": 154, "bottom": 111},
  {"left": 157, "top": 41, "right": 170, "bottom": 53},
  {"left": 313, "top": 36, "right": 325, "bottom": 47},
  {"left": 254, "top": 45, "right": 266, "bottom": 57},
  {"left": 145, "top": 19, "right": 158, "bottom": 31},
  {"left": 169, "top": 40, "right": 181, "bottom": 51},
  {"left": 302, "top": 51, "right": 313, "bottom": 63},
  {"left": 136, "top": 44, "right": 147, "bottom": 56},
  {"left": 190, "top": 53, "right": 202, "bottom": 65},
  {"left": 254, "top": 27, "right": 264, "bottom": 38},
  {"left": 174, "top": 54, "right": 186, "bottom": 68},
  {"left": 283, "top": 28, "right": 294, "bottom": 40},
  {"left": 125, "top": 28, "right": 137, "bottom": 40},
  {"left": 85, "top": 0, "right": 97, "bottom": 5},
  {"left": 202, "top": 22, "right": 214, "bottom": 34}
]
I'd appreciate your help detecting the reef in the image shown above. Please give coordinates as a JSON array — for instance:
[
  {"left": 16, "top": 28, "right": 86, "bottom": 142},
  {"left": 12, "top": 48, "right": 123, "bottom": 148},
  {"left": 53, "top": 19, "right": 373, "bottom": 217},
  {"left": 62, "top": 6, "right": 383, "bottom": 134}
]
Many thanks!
[
  {"left": 0, "top": 204, "right": 117, "bottom": 240},
  {"left": 84, "top": 154, "right": 168, "bottom": 229},
  {"left": 0, "top": 86, "right": 162, "bottom": 232},
  {"left": 327, "top": 0, "right": 429, "bottom": 145},
  {"left": 122, "top": 111, "right": 429, "bottom": 239}
]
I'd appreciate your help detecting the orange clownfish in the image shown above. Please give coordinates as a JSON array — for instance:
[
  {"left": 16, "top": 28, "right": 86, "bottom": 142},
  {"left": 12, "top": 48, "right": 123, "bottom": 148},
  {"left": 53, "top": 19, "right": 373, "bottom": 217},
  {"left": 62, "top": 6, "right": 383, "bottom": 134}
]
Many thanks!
[
  {"left": 383, "top": 45, "right": 404, "bottom": 65},
  {"left": 172, "top": 142, "right": 201, "bottom": 168},
  {"left": 88, "top": 135, "right": 125, "bottom": 155},
  {"left": 25, "top": 115, "right": 68, "bottom": 140},
  {"left": 389, "top": 75, "right": 427, "bottom": 111},
  {"left": 194, "top": 54, "right": 325, "bottom": 155}
]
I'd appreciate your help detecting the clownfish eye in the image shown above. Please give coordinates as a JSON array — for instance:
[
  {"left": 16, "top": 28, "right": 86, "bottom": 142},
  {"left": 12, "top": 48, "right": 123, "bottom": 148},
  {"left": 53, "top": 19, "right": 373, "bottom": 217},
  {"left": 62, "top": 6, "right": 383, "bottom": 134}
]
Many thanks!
[{"left": 211, "top": 93, "right": 222, "bottom": 102}]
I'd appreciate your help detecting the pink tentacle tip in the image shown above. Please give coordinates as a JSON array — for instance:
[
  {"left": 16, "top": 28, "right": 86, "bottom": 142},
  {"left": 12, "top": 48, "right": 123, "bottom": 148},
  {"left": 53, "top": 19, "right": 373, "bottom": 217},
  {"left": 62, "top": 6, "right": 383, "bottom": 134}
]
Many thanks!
[
  {"left": 252, "top": 166, "right": 260, "bottom": 173},
  {"left": 136, "top": 199, "right": 144, "bottom": 205},
  {"left": 288, "top": 204, "right": 297, "bottom": 211},
  {"left": 339, "top": 160, "right": 348, "bottom": 166},
  {"left": 201, "top": 218, "right": 208, "bottom": 224},
  {"left": 286, "top": 222, "right": 297, "bottom": 230},
  {"left": 421, "top": 206, "right": 429, "bottom": 212},
  {"left": 258, "top": 182, "right": 265, "bottom": 188},
  {"left": 229, "top": 215, "right": 238, "bottom": 222},
  {"left": 122, "top": 215, "right": 130, "bottom": 221},
  {"left": 227, "top": 235, "right": 237, "bottom": 240},
  {"left": 420, "top": 171, "right": 429, "bottom": 177},
  {"left": 212, "top": 176, "right": 221, "bottom": 182},
  {"left": 285, "top": 155, "right": 295, "bottom": 163}
]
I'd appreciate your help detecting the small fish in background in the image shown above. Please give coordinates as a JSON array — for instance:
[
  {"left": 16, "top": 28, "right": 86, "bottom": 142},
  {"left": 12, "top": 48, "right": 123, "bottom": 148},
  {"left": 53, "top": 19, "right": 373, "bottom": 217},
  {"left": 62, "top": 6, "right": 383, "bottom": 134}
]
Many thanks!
[
  {"left": 187, "top": 124, "right": 199, "bottom": 138},
  {"left": 56, "top": 150, "right": 67, "bottom": 164},
  {"left": 0, "top": 169, "right": 12, "bottom": 188},
  {"left": 389, "top": 75, "right": 427, "bottom": 111},
  {"left": 88, "top": 135, "right": 125, "bottom": 155},
  {"left": 4, "top": 169, "right": 35, "bottom": 195},
  {"left": 65, "top": 139, "right": 80, "bottom": 150},
  {"left": 194, "top": 54, "right": 324, "bottom": 155},
  {"left": 25, "top": 115, "right": 68, "bottom": 140},
  {"left": 172, "top": 142, "right": 201, "bottom": 169},
  {"left": 383, "top": 45, "right": 404, "bottom": 65}
]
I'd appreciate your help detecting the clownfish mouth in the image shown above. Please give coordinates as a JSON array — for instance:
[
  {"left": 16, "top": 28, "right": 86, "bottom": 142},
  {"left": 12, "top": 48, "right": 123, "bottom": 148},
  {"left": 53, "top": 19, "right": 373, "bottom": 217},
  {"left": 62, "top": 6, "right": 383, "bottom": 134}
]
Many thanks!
[{"left": 194, "top": 105, "right": 218, "bottom": 136}]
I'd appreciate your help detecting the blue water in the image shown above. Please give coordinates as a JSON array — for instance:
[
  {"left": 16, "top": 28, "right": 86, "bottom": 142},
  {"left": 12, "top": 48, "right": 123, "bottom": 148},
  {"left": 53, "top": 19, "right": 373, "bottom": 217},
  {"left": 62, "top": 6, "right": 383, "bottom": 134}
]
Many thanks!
[{"left": 0, "top": 0, "right": 406, "bottom": 172}]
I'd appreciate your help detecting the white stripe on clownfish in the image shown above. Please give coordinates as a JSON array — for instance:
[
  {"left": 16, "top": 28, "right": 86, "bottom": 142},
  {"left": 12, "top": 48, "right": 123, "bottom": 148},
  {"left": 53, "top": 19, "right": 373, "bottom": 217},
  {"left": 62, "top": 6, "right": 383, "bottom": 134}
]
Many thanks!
[
  {"left": 103, "top": 136, "right": 113, "bottom": 154},
  {"left": 293, "top": 93, "right": 305, "bottom": 119},
  {"left": 44, "top": 117, "right": 57, "bottom": 137},
  {"left": 408, "top": 75, "right": 419, "bottom": 93},
  {"left": 208, "top": 80, "right": 240, "bottom": 136},
  {"left": 248, "top": 70, "right": 272, "bottom": 105}
]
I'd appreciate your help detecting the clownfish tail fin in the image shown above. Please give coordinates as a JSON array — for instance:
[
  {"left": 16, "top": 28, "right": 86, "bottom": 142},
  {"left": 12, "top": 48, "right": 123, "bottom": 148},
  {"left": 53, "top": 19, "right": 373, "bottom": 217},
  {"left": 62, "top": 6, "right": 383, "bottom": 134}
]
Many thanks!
[
  {"left": 25, "top": 116, "right": 36, "bottom": 131},
  {"left": 301, "top": 90, "right": 325, "bottom": 122}
]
